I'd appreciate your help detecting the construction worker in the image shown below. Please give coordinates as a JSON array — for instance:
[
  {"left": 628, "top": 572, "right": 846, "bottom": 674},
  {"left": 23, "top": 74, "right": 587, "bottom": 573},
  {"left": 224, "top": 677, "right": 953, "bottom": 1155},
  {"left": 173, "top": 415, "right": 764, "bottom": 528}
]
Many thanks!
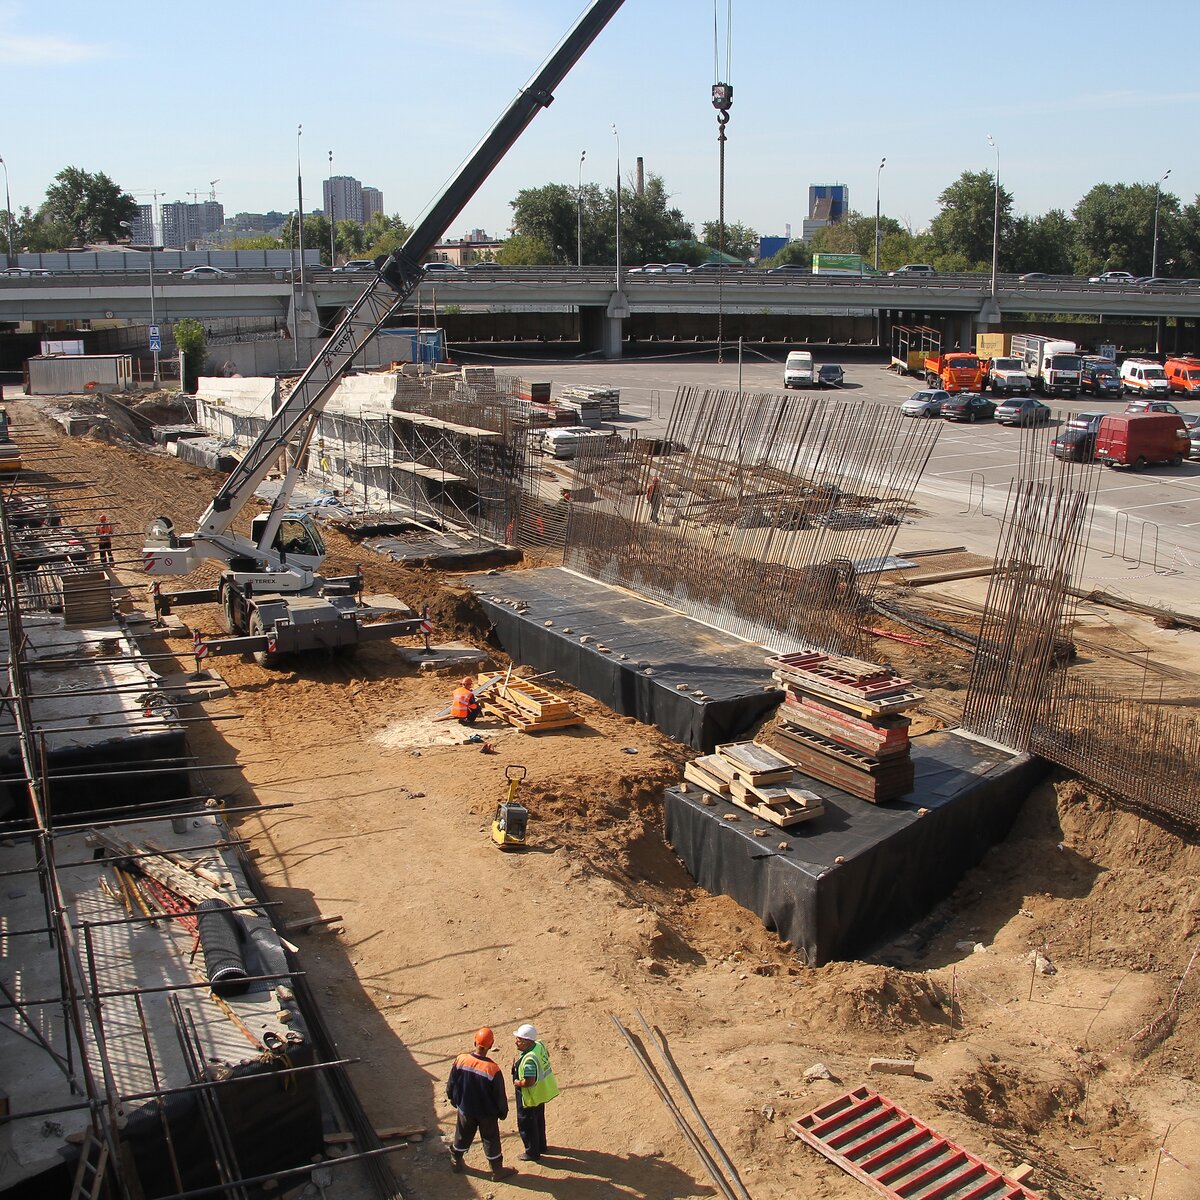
[
  {"left": 96, "top": 513, "right": 114, "bottom": 564},
  {"left": 512, "top": 1023, "right": 559, "bottom": 1162},
  {"left": 450, "top": 676, "right": 481, "bottom": 726},
  {"left": 446, "top": 1027, "right": 515, "bottom": 1181}
]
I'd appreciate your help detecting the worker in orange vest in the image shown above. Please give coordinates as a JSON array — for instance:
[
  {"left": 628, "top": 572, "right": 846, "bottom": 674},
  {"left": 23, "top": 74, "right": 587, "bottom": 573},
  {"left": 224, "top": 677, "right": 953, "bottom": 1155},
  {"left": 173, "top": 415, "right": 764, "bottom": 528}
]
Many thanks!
[
  {"left": 96, "top": 513, "right": 114, "bottom": 564},
  {"left": 450, "top": 677, "right": 481, "bottom": 726}
]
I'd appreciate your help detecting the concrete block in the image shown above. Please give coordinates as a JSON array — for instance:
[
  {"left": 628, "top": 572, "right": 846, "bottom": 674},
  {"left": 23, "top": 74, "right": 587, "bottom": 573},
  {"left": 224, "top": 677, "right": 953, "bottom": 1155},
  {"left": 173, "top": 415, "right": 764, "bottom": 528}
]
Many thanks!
[{"left": 868, "top": 1057, "right": 917, "bottom": 1076}]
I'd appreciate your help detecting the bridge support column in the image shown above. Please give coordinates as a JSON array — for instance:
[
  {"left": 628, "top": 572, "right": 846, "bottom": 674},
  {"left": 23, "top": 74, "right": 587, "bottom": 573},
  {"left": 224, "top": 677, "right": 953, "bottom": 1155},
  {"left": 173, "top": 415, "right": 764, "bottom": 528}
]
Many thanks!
[
  {"left": 579, "top": 297, "right": 627, "bottom": 358},
  {"left": 287, "top": 287, "right": 319, "bottom": 344}
]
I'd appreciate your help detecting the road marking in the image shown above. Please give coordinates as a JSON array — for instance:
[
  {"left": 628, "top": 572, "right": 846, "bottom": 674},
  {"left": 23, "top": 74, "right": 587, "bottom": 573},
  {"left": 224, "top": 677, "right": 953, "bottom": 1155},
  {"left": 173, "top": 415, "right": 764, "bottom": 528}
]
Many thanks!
[{"left": 1121, "top": 496, "right": 1200, "bottom": 512}]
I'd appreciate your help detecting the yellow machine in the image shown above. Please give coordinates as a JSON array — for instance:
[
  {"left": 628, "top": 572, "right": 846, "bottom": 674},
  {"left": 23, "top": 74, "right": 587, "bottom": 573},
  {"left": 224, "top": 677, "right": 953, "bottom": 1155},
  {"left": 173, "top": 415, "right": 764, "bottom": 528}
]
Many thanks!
[{"left": 491, "top": 765, "right": 529, "bottom": 850}]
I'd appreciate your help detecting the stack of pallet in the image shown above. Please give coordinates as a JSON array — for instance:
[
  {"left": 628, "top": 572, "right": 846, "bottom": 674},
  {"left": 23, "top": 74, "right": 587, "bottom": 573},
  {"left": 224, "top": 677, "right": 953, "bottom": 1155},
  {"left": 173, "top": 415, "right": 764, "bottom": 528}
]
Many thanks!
[
  {"left": 460, "top": 365, "right": 496, "bottom": 389},
  {"left": 559, "top": 385, "right": 620, "bottom": 424},
  {"left": 60, "top": 568, "right": 113, "bottom": 628},
  {"left": 683, "top": 741, "right": 825, "bottom": 828},
  {"left": 762, "top": 650, "right": 921, "bottom": 804},
  {"left": 478, "top": 672, "right": 582, "bottom": 733},
  {"left": 516, "top": 380, "right": 553, "bottom": 404}
]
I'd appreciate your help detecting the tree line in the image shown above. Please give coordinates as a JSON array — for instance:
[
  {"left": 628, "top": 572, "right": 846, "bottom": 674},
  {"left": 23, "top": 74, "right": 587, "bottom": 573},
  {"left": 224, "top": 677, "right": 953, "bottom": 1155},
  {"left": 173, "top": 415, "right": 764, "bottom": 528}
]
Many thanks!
[{"left": 7, "top": 165, "right": 1200, "bottom": 279}]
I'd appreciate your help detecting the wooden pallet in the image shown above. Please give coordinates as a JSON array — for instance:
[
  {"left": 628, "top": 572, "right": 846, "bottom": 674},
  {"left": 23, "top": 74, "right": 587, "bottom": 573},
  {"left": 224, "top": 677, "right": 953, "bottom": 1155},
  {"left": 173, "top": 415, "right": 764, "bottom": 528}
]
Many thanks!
[
  {"left": 683, "top": 747, "right": 824, "bottom": 828},
  {"left": 782, "top": 699, "right": 911, "bottom": 758},
  {"left": 479, "top": 673, "right": 582, "bottom": 733},
  {"left": 765, "top": 731, "right": 915, "bottom": 803},
  {"left": 773, "top": 672, "right": 923, "bottom": 718},
  {"left": 791, "top": 1086, "right": 1042, "bottom": 1199},
  {"left": 712, "top": 741, "right": 795, "bottom": 785}
]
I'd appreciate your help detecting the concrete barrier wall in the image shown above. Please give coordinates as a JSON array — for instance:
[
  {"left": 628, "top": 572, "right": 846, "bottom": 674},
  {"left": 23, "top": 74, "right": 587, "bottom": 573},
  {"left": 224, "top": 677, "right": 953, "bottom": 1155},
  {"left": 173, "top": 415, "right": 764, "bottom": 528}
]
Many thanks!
[{"left": 203, "top": 333, "right": 417, "bottom": 379}]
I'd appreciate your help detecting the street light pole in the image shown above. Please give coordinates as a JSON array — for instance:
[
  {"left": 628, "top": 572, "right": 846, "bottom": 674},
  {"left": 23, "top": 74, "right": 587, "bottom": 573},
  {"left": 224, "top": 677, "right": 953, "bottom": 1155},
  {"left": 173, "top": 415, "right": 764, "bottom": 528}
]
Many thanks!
[
  {"left": 0, "top": 155, "right": 13, "bottom": 268},
  {"left": 987, "top": 134, "right": 999, "bottom": 297},
  {"left": 1151, "top": 168, "right": 1171, "bottom": 278},
  {"left": 296, "top": 124, "right": 305, "bottom": 288},
  {"left": 120, "top": 216, "right": 160, "bottom": 385},
  {"left": 328, "top": 149, "right": 336, "bottom": 268},
  {"left": 874, "top": 156, "right": 886, "bottom": 271},
  {"left": 577, "top": 149, "right": 586, "bottom": 268},
  {"left": 612, "top": 125, "right": 621, "bottom": 289}
]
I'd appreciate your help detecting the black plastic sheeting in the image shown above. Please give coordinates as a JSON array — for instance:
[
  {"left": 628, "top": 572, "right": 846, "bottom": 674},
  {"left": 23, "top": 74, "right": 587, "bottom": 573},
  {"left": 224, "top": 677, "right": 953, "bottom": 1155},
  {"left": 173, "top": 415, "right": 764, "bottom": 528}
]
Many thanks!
[
  {"left": 369, "top": 531, "right": 522, "bottom": 571},
  {"left": 174, "top": 436, "right": 238, "bottom": 473},
  {"left": 467, "top": 567, "right": 782, "bottom": 749},
  {"left": 664, "top": 730, "right": 1047, "bottom": 965},
  {"left": 195, "top": 899, "right": 249, "bottom": 994}
]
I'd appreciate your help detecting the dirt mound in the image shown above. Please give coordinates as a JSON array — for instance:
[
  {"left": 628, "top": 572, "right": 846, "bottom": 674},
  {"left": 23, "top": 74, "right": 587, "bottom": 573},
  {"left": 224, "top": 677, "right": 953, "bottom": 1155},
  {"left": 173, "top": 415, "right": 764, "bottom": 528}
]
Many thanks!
[
  {"left": 797, "top": 962, "right": 950, "bottom": 1034},
  {"left": 935, "top": 1058, "right": 1083, "bottom": 1134},
  {"left": 422, "top": 583, "right": 497, "bottom": 644}
]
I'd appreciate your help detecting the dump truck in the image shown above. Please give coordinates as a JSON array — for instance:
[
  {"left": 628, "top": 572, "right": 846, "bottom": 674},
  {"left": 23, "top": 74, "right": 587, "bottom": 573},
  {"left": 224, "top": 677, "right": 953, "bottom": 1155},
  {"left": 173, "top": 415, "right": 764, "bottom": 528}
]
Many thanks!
[
  {"left": 1010, "top": 334, "right": 1081, "bottom": 397},
  {"left": 142, "top": 0, "right": 627, "bottom": 667},
  {"left": 923, "top": 350, "right": 985, "bottom": 393},
  {"left": 982, "top": 356, "right": 1031, "bottom": 395},
  {"left": 891, "top": 325, "right": 941, "bottom": 376}
]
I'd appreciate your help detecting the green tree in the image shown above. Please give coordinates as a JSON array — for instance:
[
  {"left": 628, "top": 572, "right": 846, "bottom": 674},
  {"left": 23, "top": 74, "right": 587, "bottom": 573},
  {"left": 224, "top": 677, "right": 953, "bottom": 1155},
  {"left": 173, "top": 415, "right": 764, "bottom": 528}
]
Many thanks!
[
  {"left": 173, "top": 319, "right": 207, "bottom": 393},
  {"left": 761, "top": 241, "right": 812, "bottom": 269},
  {"left": 699, "top": 220, "right": 759, "bottom": 261},
  {"left": 510, "top": 183, "right": 578, "bottom": 263},
  {"left": 809, "top": 211, "right": 904, "bottom": 261},
  {"left": 38, "top": 167, "right": 136, "bottom": 245},
  {"left": 618, "top": 174, "right": 693, "bottom": 264},
  {"left": 362, "top": 212, "right": 413, "bottom": 260},
  {"left": 928, "top": 171, "right": 1014, "bottom": 269},
  {"left": 1072, "top": 182, "right": 1179, "bottom": 276},
  {"left": 226, "top": 235, "right": 284, "bottom": 251},
  {"left": 1007, "top": 209, "right": 1075, "bottom": 275},
  {"left": 496, "top": 234, "right": 554, "bottom": 265},
  {"left": 1173, "top": 196, "right": 1200, "bottom": 277}
]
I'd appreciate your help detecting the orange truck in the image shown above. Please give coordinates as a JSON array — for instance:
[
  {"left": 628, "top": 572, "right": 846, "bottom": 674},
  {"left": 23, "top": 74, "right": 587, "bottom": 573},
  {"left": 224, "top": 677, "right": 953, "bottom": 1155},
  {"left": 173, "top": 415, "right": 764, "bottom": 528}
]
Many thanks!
[
  {"left": 1165, "top": 355, "right": 1200, "bottom": 396},
  {"left": 923, "top": 351, "right": 985, "bottom": 393}
]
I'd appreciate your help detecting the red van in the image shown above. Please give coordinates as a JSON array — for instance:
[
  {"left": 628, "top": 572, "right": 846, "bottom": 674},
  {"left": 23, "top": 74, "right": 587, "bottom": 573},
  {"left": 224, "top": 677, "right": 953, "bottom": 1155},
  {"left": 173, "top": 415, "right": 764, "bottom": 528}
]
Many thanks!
[{"left": 1095, "top": 412, "right": 1189, "bottom": 469}]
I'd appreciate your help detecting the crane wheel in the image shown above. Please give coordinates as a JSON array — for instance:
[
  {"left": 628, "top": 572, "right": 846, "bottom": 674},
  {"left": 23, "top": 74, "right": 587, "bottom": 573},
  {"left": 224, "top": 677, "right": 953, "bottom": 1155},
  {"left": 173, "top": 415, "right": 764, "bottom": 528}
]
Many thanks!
[
  {"left": 219, "top": 585, "right": 239, "bottom": 634},
  {"left": 250, "top": 612, "right": 278, "bottom": 668}
]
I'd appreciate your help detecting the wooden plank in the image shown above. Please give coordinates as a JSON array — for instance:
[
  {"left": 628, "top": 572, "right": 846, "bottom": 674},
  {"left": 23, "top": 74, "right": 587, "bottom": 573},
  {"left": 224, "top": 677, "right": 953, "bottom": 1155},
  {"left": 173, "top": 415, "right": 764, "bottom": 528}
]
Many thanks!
[
  {"left": 684, "top": 758, "right": 732, "bottom": 794},
  {"left": 727, "top": 788, "right": 824, "bottom": 828},
  {"left": 716, "top": 740, "right": 794, "bottom": 776}
]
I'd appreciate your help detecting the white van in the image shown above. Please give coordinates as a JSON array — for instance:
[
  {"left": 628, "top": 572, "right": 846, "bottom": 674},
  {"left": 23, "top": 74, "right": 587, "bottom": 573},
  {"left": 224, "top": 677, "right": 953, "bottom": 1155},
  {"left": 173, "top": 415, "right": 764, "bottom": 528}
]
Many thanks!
[
  {"left": 784, "top": 350, "right": 814, "bottom": 388},
  {"left": 1120, "top": 358, "right": 1171, "bottom": 397},
  {"left": 540, "top": 426, "right": 612, "bottom": 460}
]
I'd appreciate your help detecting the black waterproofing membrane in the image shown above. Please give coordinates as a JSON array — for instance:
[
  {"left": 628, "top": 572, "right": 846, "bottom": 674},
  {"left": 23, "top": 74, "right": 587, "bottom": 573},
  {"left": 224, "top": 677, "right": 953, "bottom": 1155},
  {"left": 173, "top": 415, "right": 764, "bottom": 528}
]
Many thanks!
[
  {"left": 664, "top": 730, "right": 1046, "bottom": 964},
  {"left": 174, "top": 436, "right": 239, "bottom": 473},
  {"left": 466, "top": 567, "right": 783, "bottom": 749},
  {"left": 369, "top": 532, "right": 522, "bottom": 571},
  {"left": 196, "top": 898, "right": 249, "bottom": 993}
]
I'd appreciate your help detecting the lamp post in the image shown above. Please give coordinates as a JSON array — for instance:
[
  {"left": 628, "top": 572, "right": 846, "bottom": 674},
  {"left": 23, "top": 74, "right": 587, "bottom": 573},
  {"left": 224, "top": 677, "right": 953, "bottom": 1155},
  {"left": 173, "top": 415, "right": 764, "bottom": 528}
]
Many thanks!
[
  {"left": 577, "top": 149, "right": 586, "bottom": 268},
  {"left": 296, "top": 124, "right": 305, "bottom": 288},
  {"left": 874, "top": 156, "right": 886, "bottom": 271},
  {"left": 987, "top": 134, "right": 999, "bottom": 296},
  {"left": 612, "top": 125, "right": 621, "bottom": 288},
  {"left": 1151, "top": 168, "right": 1171, "bottom": 278},
  {"left": 328, "top": 149, "right": 336, "bottom": 268},
  {"left": 0, "top": 155, "right": 12, "bottom": 268},
  {"left": 120, "top": 218, "right": 160, "bottom": 385}
]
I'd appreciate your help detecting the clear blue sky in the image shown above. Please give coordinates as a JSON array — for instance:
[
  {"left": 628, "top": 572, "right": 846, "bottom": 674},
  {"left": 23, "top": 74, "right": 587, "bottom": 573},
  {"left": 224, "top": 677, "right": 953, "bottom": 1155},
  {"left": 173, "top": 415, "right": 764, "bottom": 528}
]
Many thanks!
[{"left": 3, "top": 0, "right": 1197, "bottom": 242}]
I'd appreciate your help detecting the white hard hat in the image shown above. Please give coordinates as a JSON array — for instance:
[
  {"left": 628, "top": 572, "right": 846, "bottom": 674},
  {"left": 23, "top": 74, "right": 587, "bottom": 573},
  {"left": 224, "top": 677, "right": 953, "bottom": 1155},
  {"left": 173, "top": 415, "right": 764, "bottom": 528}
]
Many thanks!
[{"left": 514, "top": 1024, "right": 538, "bottom": 1041}]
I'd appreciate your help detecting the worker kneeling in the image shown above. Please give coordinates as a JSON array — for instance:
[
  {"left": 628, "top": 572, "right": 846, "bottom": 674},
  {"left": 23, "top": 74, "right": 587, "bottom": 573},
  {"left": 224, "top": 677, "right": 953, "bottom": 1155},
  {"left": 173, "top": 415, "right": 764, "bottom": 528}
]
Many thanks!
[{"left": 451, "top": 677, "right": 481, "bottom": 726}]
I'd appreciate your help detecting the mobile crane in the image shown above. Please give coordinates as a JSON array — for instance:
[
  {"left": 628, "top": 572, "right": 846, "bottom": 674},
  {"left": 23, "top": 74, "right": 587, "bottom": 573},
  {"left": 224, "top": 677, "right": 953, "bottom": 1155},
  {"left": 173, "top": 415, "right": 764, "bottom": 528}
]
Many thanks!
[{"left": 144, "top": 0, "right": 626, "bottom": 666}]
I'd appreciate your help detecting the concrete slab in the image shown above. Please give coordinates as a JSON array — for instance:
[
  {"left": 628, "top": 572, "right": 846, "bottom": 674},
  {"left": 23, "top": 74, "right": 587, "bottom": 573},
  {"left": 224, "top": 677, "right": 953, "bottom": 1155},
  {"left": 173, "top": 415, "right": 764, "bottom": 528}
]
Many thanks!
[{"left": 398, "top": 641, "right": 491, "bottom": 674}]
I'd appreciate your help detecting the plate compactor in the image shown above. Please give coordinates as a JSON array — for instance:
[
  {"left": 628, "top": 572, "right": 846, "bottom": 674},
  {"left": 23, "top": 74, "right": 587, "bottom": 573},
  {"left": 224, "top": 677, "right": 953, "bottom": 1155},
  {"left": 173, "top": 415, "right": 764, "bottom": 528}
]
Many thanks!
[{"left": 491, "top": 765, "right": 529, "bottom": 850}]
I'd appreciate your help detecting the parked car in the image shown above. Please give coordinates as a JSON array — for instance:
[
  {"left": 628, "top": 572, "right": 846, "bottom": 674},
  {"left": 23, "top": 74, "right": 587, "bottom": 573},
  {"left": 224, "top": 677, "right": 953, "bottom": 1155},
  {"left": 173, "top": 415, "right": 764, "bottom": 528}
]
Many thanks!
[
  {"left": 180, "top": 265, "right": 232, "bottom": 279},
  {"left": 422, "top": 261, "right": 465, "bottom": 274},
  {"left": 942, "top": 393, "right": 996, "bottom": 422},
  {"left": 783, "top": 350, "right": 814, "bottom": 388},
  {"left": 1051, "top": 411, "right": 1106, "bottom": 461},
  {"left": 1120, "top": 358, "right": 1171, "bottom": 397},
  {"left": 1183, "top": 413, "right": 1200, "bottom": 461},
  {"left": 335, "top": 259, "right": 375, "bottom": 272},
  {"left": 901, "top": 389, "right": 949, "bottom": 418},
  {"left": 888, "top": 264, "right": 935, "bottom": 278},
  {"left": 1080, "top": 357, "right": 1122, "bottom": 397},
  {"left": 1088, "top": 270, "right": 1136, "bottom": 284},
  {"left": 996, "top": 396, "right": 1052, "bottom": 426},
  {"left": 0, "top": 265, "right": 51, "bottom": 277},
  {"left": 1125, "top": 398, "right": 1182, "bottom": 415},
  {"left": 816, "top": 364, "right": 845, "bottom": 388}
]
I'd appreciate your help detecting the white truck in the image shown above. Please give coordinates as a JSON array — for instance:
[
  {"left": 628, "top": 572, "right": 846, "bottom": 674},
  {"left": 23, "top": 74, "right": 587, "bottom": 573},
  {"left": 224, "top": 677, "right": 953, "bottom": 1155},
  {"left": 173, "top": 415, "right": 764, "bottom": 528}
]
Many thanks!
[
  {"left": 984, "top": 356, "right": 1031, "bottom": 396},
  {"left": 1009, "top": 334, "right": 1082, "bottom": 398},
  {"left": 784, "top": 350, "right": 815, "bottom": 388}
]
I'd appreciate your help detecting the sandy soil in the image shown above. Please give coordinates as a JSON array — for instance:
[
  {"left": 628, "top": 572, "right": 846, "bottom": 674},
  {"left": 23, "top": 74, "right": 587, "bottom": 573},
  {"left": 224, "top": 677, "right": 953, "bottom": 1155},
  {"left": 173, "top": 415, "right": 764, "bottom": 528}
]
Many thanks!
[{"left": 12, "top": 395, "right": 1200, "bottom": 1200}]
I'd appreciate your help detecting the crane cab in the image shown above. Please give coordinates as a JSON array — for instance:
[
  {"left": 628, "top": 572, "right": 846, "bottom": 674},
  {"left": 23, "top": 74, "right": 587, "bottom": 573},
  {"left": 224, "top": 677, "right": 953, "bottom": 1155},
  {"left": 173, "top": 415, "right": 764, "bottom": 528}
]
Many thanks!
[{"left": 252, "top": 512, "right": 327, "bottom": 569}]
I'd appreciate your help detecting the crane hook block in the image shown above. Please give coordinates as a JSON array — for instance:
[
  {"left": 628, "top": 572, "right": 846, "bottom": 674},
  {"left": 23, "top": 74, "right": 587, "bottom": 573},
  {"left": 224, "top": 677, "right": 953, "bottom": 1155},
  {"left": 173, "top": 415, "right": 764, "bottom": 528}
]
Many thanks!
[{"left": 711, "top": 82, "right": 733, "bottom": 113}]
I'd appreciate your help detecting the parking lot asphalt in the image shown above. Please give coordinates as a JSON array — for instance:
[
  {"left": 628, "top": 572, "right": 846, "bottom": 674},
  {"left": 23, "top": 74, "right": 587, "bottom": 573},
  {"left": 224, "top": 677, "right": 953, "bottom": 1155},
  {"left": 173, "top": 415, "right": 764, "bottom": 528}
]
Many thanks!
[{"left": 500, "top": 351, "right": 1200, "bottom": 616}]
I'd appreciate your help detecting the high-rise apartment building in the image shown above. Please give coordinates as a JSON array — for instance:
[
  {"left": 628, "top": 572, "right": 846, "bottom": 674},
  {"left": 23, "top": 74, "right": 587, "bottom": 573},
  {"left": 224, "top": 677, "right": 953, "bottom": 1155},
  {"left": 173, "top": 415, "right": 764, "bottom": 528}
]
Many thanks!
[
  {"left": 802, "top": 184, "right": 849, "bottom": 243},
  {"left": 131, "top": 204, "right": 156, "bottom": 246},
  {"left": 323, "top": 175, "right": 384, "bottom": 224},
  {"left": 160, "top": 200, "right": 226, "bottom": 248}
]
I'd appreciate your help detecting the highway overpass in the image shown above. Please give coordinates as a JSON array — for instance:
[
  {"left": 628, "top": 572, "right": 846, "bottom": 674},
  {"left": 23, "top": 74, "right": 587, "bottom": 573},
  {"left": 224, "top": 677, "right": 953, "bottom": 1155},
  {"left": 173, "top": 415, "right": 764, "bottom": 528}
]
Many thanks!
[{"left": 3, "top": 268, "right": 1199, "bottom": 356}]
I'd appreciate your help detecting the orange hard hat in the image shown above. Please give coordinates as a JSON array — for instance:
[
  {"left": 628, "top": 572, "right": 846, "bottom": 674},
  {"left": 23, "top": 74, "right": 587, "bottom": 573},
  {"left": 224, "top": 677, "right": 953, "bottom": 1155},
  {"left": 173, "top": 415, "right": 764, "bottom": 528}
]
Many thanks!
[
  {"left": 461, "top": 676, "right": 475, "bottom": 687},
  {"left": 474, "top": 1026, "right": 494, "bottom": 1050}
]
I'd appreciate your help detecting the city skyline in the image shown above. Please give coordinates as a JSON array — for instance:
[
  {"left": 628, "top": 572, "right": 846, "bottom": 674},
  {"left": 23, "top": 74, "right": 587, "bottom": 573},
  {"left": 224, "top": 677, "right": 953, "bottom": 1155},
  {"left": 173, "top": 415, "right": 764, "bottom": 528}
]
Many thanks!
[{"left": 2, "top": 0, "right": 1198, "bottom": 245}]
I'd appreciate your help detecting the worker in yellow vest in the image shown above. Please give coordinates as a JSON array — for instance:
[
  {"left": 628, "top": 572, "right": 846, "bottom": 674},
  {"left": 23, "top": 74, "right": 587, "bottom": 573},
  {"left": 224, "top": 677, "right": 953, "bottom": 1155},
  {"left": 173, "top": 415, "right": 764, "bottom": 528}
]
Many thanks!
[
  {"left": 449, "top": 677, "right": 480, "bottom": 725},
  {"left": 512, "top": 1023, "right": 559, "bottom": 1161}
]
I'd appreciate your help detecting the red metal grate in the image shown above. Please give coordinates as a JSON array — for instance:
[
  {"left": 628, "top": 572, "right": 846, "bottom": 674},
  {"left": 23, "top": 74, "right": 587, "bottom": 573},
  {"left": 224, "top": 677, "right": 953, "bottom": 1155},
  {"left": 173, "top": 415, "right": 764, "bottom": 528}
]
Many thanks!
[{"left": 791, "top": 1086, "right": 1043, "bottom": 1199}]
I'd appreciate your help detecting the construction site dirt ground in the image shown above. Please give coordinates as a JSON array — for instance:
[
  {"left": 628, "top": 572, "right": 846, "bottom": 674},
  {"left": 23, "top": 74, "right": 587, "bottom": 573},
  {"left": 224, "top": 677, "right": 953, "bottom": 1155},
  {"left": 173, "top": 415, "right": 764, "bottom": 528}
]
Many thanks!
[{"left": 13, "top": 395, "right": 1200, "bottom": 1200}]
